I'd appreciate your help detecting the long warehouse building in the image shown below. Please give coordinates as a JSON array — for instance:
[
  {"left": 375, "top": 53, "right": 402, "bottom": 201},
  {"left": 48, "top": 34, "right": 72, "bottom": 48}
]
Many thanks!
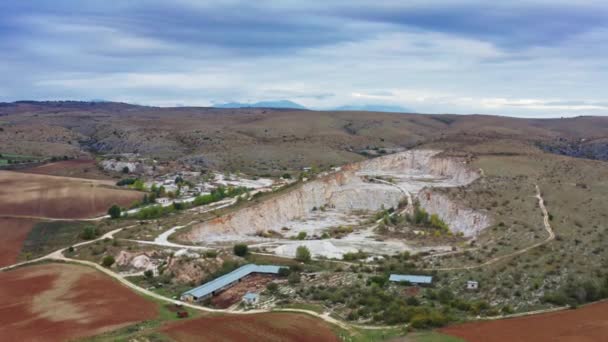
[{"left": 181, "top": 264, "right": 286, "bottom": 302}]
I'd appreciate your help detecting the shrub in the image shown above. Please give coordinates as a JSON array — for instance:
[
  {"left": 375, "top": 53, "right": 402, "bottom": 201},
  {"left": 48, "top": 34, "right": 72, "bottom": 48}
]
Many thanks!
[
  {"left": 102, "top": 255, "right": 115, "bottom": 267},
  {"left": 288, "top": 272, "right": 301, "bottom": 284},
  {"left": 295, "top": 246, "right": 311, "bottom": 262},
  {"left": 108, "top": 204, "right": 121, "bottom": 219},
  {"left": 297, "top": 232, "right": 307, "bottom": 240},
  {"left": 144, "top": 270, "right": 154, "bottom": 278},
  {"left": 278, "top": 267, "right": 291, "bottom": 277},
  {"left": 80, "top": 226, "right": 99, "bottom": 240},
  {"left": 267, "top": 282, "right": 279, "bottom": 292},
  {"left": 204, "top": 250, "right": 218, "bottom": 258},
  {"left": 233, "top": 244, "right": 248, "bottom": 257}
]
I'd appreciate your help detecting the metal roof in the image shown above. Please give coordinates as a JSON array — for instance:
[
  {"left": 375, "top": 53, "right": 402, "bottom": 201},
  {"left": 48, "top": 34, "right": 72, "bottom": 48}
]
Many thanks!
[
  {"left": 182, "top": 264, "right": 285, "bottom": 299},
  {"left": 389, "top": 274, "right": 433, "bottom": 284},
  {"left": 243, "top": 292, "right": 259, "bottom": 300}
]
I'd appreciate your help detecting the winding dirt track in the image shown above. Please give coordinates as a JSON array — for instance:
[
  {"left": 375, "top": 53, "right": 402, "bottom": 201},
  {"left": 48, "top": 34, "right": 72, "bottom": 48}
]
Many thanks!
[{"left": 423, "top": 184, "right": 554, "bottom": 271}]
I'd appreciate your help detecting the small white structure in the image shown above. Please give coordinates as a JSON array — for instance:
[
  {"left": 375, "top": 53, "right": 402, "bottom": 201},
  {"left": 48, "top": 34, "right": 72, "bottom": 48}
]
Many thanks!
[
  {"left": 466, "top": 280, "right": 479, "bottom": 290},
  {"left": 157, "top": 197, "right": 171, "bottom": 205},
  {"left": 243, "top": 292, "right": 259, "bottom": 305}
]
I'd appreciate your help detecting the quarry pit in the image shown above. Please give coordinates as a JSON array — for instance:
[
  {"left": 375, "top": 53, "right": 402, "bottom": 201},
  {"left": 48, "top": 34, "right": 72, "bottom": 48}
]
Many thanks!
[{"left": 180, "top": 150, "right": 491, "bottom": 259}]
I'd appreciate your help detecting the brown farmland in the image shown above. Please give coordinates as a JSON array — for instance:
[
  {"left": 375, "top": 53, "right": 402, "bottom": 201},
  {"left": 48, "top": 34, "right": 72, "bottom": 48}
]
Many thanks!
[
  {"left": 0, "top": 218, "right": 36, "bottom": 267},
  {"left": 21, "top": 159, "right": 111, "bottom": 180},
  {"left": 162, "top": 312, "right": 340, "bottom": 342},
  {"left": 441, "top": 301, "right": 608, "bottom": 342},
  {"left": 0, "top": 263, "right": 157, "bottom": 341},
  {"left": 0, "top": 170, "right": 142, "bottom": 219}
]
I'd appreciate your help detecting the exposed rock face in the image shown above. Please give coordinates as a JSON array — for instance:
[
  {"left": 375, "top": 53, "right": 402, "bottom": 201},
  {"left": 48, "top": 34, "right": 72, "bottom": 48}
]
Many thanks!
[
  {"left": 183, "top": 149, "right": 488, "bottom": 243},
  {"left": 416, "top": 189, "right": 491, "bottom": 237},
  {"left": 115, "top": 250, "right": 159, "bottom": 271}
]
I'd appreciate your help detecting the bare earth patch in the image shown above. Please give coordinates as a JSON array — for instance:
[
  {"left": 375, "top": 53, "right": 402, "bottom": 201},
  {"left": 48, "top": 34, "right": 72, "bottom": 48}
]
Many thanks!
[
  {"left": 162, "top": 312, "right": 340, "bottom": 342},
  {"left": 0, "top": 170, "right": 143, "bottom": 219},
  {"left": 0, "top": 263, "right": 157, "bottom": 342},
  {"left": 0, "top": 218, "right": 36, "bottom": 267},
  {"left": 440, "top": 301, "right": 608, "bottom": 342}
]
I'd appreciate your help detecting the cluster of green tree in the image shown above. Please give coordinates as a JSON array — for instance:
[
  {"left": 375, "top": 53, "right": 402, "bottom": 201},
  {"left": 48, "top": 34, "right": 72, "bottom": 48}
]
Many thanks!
[
  {"left": 50, "top": 155, "right": 70, "bottom": 162},
  {"left": 542, "top": 276, "right": 608, "bottom": 307},
  {"left": 376, "top": 203, "right": 450, "bottom": 235},
  {"left": 116, "top": 178, "right": 137, "bottom": 186},
  {"left": 80, "top": 226, "right": 100, "bottom": 240},
  {"left": 342, "top": 250, "right": 369, "bottom": 261},
  {"left": 133, "top": 203, "right": 184, "bottom": 220},
  {"left": 303, "top": 283, "right": 449, "bottom": 326},
  {"left": 193, "top": 185, "right": 248, "bottom": 206},
  {"left": 115, "top": 177, "right": 146, "bottom": 191}
]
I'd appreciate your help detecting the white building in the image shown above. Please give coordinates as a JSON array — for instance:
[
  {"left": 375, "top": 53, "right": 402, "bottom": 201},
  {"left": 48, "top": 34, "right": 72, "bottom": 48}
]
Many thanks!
[
  {"left": 466, "top": 280, "right": 479, "bottom": 290},
  {"left": 242, "top": 292, "right": 259, "bottom": 305},
  {"left": 157, "top": 197, "right": 171, "bottom": 205}
]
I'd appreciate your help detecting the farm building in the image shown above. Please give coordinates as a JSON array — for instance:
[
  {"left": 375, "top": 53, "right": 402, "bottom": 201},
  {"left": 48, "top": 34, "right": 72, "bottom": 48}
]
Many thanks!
[
  {"left": 389, "top": 274, "right": 433, "bottom": 286},
  {"left": 466, "top": 280, "right": 479, "bottom": 290},
  {"left": 157, "top": 197, "right": 171, "bottom": 205},
  {"left": 243, "top": 292, "right": 259, "bottom": 305},
  {"left": 181, "top": 264, "right": 286, "bottom": 302}
]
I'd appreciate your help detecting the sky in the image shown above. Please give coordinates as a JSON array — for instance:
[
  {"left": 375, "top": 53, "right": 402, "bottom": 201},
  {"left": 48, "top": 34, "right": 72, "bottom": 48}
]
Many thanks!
[{"left": 1, "top": 1, "right": 607, "bottom": 117}]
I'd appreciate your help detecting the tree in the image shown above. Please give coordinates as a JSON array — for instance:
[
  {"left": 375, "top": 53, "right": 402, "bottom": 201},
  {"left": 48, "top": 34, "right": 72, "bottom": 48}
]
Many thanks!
[
  {"left": 80, "top": 226, "right": 99, "bottom": 240},
  {"left": 144, "top": 270, "right": 154, "bottom": 278},
  {"left": 102, "top": 255, "right": 115, "bottom": 267},
  {"left": 108, "top": 204, "right": 121, "bottom": 219},
  {"left": 295, "top": 245, "right": 311, "bottom": 262},
  {"left": 233, "top": 243, "right": 248, "bottom": 257}
]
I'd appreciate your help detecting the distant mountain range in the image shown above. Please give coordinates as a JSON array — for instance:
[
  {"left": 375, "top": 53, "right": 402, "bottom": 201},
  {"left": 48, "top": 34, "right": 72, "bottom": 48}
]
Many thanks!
[
  {"left": 214, "top": 100, "right": 413, "bottom": 113},
  {"left": 214, "top": 100, "right": 307, "bottom": 110},
  {"left": 333, "top": 104, "right": 413, "bottom": 113}
]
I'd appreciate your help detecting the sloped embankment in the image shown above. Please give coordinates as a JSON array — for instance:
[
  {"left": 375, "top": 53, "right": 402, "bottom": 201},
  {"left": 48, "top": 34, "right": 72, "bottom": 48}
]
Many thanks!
[{"left": 183, "top": 150, "right": 488, "bottom": 243}]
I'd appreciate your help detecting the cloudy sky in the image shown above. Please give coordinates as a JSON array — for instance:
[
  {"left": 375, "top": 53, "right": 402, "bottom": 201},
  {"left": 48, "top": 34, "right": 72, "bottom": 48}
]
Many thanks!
[{"left": 1, "top": 1, "right": 607, "bottom": 117}]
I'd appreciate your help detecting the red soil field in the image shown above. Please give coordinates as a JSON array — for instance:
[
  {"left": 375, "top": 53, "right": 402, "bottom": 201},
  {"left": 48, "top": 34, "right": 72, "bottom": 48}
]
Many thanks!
[
  {"left": 440, "top": 301, "right": 608, "bottom": 342},
  {"left": 0, "top": 218, "right": 36, "bottom": 267},
  {"left": 162, "top": 312, "right": 340, "bottom": 342},
  {"left": 22, "top": 159, "right": 112, "bottom": 180},
  {"left": 0, "top": 263, "right": 157, "bottom": 342},
  {"left": 0, "top": 170, "right": 143, "bottom": 219}
]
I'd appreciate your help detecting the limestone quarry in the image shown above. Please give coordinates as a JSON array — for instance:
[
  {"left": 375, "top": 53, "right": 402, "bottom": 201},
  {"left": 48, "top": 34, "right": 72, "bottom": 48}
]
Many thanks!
[{"left": 180, "top": 150, "right": 491, "bottom": 259}]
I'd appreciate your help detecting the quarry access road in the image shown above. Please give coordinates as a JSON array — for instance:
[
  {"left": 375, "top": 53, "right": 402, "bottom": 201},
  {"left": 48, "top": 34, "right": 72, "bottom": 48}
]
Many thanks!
[{"left": 424, "top": 184, "right": 554, "bottom": 271}]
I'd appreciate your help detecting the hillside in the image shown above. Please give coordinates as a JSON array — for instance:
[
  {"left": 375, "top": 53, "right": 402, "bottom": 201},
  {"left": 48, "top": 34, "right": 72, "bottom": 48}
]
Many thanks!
[{"left": 1, "top": 101, "right": 607, "bottom": 174}]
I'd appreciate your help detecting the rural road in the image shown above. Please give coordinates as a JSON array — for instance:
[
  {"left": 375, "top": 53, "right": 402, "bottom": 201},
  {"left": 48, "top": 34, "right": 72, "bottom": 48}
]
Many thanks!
[{"left": 423, "top": 184, "right": 554, "bottom": 271}]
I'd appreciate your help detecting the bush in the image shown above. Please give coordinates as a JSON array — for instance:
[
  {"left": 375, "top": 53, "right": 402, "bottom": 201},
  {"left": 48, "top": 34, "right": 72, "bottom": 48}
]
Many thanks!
[
  {"left": 80, "top": 226, "right": 99, "bottom": 240},
  {"left": 233, "top": 244, "right": 249, "bottom": 257},
  {"left": 116, "top": 178, "right": 137, "bottom": 186},
  {"left": 297, "top": 232, "right": 307, "bottom": 240},
  {"left": 204, "top": 250, "right": 218, "bottom": 258},
  {"left": 288, "top": 272, "right": 301, "bottom": 284},
  {"left": 108, "top": 205, "right": 121, "bottom": 219},
  {"left": 278, "top": 267, "right": 291, "bottom": 277},
  {"left": 295, "top": 246, "right": 311, "bottom": 262},
  {"left": 102, "top": 255, "right": 115, "bottom": 267},
  {"left": 267, "top": 282, "right": 279, "bottom": 292},
  {"left": 122, "top": 166, "right": 130, "bottom": 174},
  {"left": 144, "top": 270, "right": 154, "bottom": 278}
]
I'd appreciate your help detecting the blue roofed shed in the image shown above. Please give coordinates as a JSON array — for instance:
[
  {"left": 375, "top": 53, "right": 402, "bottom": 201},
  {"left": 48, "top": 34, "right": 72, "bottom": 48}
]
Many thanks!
[
  {"left": 181, "top": 264, "right": 286, "bottom": 302},
  {"left": 389, "top": 274, "right": 433, "bottom": 285}
]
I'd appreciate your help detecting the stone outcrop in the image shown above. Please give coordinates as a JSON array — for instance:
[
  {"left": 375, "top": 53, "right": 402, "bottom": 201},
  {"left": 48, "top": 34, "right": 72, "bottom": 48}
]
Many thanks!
[{"left": 416, "top": 189, "right": 491, "bottom": 237}]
